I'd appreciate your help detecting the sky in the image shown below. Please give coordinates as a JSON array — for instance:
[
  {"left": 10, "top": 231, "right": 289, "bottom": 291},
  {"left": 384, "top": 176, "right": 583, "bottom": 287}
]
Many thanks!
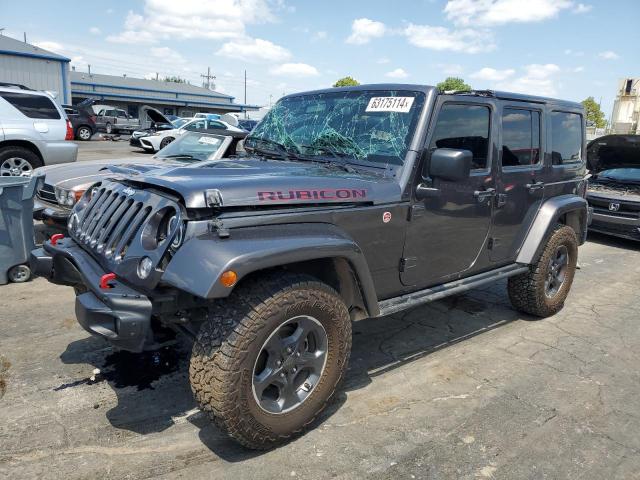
[{"left": 0, "top": 0, "right": 638, "bottom": 119}]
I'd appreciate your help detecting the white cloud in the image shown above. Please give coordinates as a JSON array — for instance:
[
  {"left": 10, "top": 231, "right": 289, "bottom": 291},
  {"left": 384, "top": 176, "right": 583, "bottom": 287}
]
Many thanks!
[
  {"left": 149, "top": 46, "right": 186, "bottom": 64},
  {"left": 573, "top": 3, "right": 592, "bottom": 13},
  {"left": 496, "top": 64, "right": 561, "bottom": 96},
  {"left": 89, "top": 27, "right": 101, "bottom": 35},
  {"left": 598, "top": 50, "right": 619, "bottom": 60},
  {"left": 313, "top": 31, "right": 328, "bottom": 41},
  {"left": 108, "top": 0, "right": 276, "bottom": 44},
  {"left": 346, "top": 18, "right": 386, "bottom": 45},
  {"left": 444, "top": 0, "right": 573, "bottom": 26},
  {"left": 404, "top": 24, "right": 495, "bottom": 53},
  {"left": 385, "top": 68, "right": 409, "bottom": 79},
  {"left": 377, "top": 57, "right": 390, "bottom": 64},
  {"left": 572, "top": 66, "right": 584, "bottom": 72},
  {"left": 470, "top": 67, "right": 516, "bottom": 81},
  {"left": 217, "top": 37, "right": 291, "bottom": 63},
  {"left": 270, "top": 63, "right": 319, "bottom": 77}
]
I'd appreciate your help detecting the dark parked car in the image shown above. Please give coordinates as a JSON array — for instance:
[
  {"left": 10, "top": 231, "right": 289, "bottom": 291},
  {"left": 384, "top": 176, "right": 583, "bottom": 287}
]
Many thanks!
[
  {"left": 32, "top": 84, "right": 588, "bottom": 449},
  {"left": 63, "top": 99, "right": 97, "bottom": 141},
  {"left": 586, "top": 134, "right": 640, "bottom": 240}
]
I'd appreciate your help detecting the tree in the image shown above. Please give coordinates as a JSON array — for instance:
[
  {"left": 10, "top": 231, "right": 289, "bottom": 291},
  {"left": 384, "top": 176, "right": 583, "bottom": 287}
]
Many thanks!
[
  {"left": 436, "top": 77, "right": 472, "bottom": 92},
  {"left": 581, "top": 96, "right": 607, "bottom": 128},
  {"left": 333, "top": 76, "right": 360, "bottom": 87},
  {"left": 164, "top": 76, "right": 188, "bottom": 84}
]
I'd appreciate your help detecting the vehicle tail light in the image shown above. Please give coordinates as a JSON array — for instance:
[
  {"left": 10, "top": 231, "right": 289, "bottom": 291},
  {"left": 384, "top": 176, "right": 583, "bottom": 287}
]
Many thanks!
[
  {"left": 89, "top": 115, "right": 96, "bottom": 123},
  {"left": 65, "top": 120, "right": 74, "bottom": 140}
]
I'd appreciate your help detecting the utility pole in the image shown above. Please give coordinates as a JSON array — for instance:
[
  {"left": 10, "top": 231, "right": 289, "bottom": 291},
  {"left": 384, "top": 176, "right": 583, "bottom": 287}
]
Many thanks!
[
  {"left": 23, "top": 32, "right": 27, "bottom": 43},
  {"left": 200, "top": 67, "right": 216, "bottom": 90},
  {"left": 244, "top": 70, "right": 247, "bottom": 119},
  {"left": 88, "top": 64, "right": 91, "bottom": 76},
  {"left": 156, "top": 72, "right": 159, "bottom": 81}
]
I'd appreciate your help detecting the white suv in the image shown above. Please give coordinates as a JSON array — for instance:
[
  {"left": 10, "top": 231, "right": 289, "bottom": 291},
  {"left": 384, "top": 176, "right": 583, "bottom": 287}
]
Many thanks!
[{"left": 0, "top": 83, "right": 78, "bottom": 177}]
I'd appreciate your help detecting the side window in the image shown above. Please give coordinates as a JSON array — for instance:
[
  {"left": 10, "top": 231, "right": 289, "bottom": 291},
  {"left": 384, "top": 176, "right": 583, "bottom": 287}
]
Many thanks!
[
  {"left": 208, "top": 121, "right": 225, "bottom": 130},
  {"left": 551, "top": 111, "right": 582, "bottom": 165},
  {"left": 501, "top": 108, "right": 541, "bottom": 167},
  {"left": 117, "top": 110, "right": 127, "bottom": 118},
  {"left": 0, "top": 92, "right": 61, "bottom": 119},
  {"left": 429, "top": 104, "right": 490, "bottom": 170}
]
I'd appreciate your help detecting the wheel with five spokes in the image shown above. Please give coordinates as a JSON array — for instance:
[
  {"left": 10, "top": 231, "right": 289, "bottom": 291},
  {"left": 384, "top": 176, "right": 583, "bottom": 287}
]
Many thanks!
[
  {"left": 190, "top": 273, "right": 352, "bottom": 449},
  {"left": 508, "top": 224, "right": 578, "bottom": 317}
]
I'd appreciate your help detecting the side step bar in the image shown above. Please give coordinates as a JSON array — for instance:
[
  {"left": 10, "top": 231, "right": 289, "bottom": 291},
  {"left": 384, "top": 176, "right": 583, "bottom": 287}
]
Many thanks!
[{"left": 377, "top": 263, "right": 529, "bottom": 317}]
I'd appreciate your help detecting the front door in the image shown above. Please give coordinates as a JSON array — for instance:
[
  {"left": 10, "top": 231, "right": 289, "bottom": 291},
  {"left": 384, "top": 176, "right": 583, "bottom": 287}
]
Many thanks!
[
  {"left": 489, "top": 104, "right": 545, "bottom": 261},
  {"left": 401, "top": 99, "right": 496, "bottom": 288}
]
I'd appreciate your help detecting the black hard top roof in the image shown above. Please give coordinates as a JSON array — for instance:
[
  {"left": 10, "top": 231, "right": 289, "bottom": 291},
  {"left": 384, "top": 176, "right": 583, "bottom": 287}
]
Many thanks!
[{"left": 282, "top": 83, "right": 582, "bottom": 109}]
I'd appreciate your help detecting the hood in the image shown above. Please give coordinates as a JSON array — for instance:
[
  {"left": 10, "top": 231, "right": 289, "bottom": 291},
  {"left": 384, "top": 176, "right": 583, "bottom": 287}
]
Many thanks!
[
  {"left": 587, "top": 135, "right": 640, "bottom": 173},
  {"left": 123, "top": 157, "right": 401, "bottom": 209},
  {"left": 36, "top": 157, "right": 165, "bottom": 190},
  {"left": 141, "top": 105, "right": 173, "bottom": 125}
]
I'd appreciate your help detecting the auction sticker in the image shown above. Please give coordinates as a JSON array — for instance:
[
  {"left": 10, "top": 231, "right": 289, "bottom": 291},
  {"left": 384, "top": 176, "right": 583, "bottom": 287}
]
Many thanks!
[
  {"left": 198, "top": 136, "right": 219, "bottom": 145},
  {"left": 366, "top": 96, "right": 414, "bottom": 113}
]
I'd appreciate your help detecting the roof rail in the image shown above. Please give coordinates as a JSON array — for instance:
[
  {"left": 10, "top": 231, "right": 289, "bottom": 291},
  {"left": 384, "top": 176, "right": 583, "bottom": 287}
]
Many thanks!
[
  {"left": 444, "top": 89, "right": 496, "bottom": 97},
  {"left": 0, "top": 82, "right": 33, "bottom": 91}
]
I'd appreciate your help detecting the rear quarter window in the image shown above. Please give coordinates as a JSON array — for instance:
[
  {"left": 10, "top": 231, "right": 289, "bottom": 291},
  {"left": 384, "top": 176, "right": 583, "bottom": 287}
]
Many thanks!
[
  {"left": 551, "top": 111, "right": 583, "bottom": 165},
  {"left": 0, "top": 92, "right": 61, "bottom": 119}
]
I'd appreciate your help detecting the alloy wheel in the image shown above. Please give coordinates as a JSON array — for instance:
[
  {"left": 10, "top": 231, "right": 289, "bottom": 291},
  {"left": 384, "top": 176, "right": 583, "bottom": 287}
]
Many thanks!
[
  {"left": 545, "top": 245, "right": 569, "bottom": 298},
  {"left": 0, "top": 157, "right": 33, "bottom": 177},
  {"left": 252, "top": 315, "right": 328, "bottom": 414}
]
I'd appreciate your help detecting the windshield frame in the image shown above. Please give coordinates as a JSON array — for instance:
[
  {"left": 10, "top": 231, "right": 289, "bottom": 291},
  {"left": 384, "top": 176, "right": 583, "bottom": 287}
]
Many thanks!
[{"left": 246, "top": 87, "right": 430, "bottom": 172}]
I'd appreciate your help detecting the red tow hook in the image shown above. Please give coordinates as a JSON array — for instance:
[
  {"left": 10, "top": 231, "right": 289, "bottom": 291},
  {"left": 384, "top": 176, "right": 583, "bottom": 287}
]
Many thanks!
[
  {"left": 99, "top": 273, "right": 117, "bottom": 290},
  {"left": 50, "top": 233, "right": 64, "bottom": 246}
]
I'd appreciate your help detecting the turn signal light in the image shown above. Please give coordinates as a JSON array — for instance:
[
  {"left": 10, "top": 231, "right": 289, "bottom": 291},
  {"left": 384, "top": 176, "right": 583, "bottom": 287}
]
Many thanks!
[
  {"left": 50, "top": 233, "right": 64, "bottom": 246},
  {"left": 220, "top": 270, "right": 238, "bottom": 288},
  {"left": 65, "top": 120, "right": 74, "bottom": 140},
  {"left": 99, "top": 273, "right": 116, "bottom": 289}
]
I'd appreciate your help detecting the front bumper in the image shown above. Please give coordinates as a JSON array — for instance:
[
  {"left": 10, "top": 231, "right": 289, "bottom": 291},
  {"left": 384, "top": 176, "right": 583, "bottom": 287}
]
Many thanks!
[
  {"left": 589, "top": 211, "right": 640, "bottom": 241},
  {"left": 30, "top": 239, "right": 153, "bottom": 351},
  {"left": 129, "top": 136, "right": 143, "bottom": 147}
]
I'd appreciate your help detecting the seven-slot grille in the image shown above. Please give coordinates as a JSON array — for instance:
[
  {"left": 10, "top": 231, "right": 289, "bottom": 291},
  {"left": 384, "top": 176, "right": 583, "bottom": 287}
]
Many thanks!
[{"left": 70, "top": 183, "right": 155, "bottom": 262}]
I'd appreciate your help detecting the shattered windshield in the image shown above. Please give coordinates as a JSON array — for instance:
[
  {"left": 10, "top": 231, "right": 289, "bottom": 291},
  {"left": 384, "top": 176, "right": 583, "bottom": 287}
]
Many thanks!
[{"left": 246, "top": 89, "right": 425, "bottom": 167}]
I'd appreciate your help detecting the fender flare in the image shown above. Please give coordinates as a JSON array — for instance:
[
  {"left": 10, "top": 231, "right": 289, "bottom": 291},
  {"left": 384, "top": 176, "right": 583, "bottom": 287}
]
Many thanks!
[
  {"left": 161, "top": 223, "right": 380, "bottom": 317},
  {"left": 516, "top": 194, "right": 588, "bottom": 264}
]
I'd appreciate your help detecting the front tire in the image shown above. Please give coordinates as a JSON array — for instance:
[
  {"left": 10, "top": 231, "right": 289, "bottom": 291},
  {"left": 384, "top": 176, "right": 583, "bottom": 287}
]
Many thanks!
[
  {"left": 508, "top": 225, "right": 578, "bottom": 317},
  {"left": 0, "top": 147, "right": 42, "bottom": 177},
  {"left": 159, "top": 136, "right": 174, "bottom": 149},
  {"left": 190, "top": 273, "right": 352, "bottom": 449}
]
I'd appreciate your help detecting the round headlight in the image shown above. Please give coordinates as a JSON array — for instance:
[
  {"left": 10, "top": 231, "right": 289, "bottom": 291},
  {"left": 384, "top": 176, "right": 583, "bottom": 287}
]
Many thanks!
[{"left": 137, "top": 256, "right": 154, "bottom": 279}]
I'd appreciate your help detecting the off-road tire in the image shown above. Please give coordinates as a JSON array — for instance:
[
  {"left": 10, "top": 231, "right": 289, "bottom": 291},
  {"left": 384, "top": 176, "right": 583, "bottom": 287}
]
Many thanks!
[
  {"left": 159, "top": 137, "right": 174, "bottom": 149},
  {"left": 189, "top": 273, "right": 352, "bottom": 449},
  {"left": 508, "top": 225, "right": 578, "bottom": 317},
  {"left": 0, "top": 146, "right": 42, "bottom": 176}
]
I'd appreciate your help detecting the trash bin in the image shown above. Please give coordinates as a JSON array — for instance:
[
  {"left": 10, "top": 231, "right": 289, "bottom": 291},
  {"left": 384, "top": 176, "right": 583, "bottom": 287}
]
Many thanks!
[{"left": 0, "top": 174, "right": 44, "bottom": 285}]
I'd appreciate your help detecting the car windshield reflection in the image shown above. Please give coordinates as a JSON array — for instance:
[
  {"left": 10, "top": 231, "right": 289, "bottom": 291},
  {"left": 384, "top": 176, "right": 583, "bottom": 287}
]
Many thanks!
[{"left": 154, "top": 132, "right": 226, "bottom": 162}]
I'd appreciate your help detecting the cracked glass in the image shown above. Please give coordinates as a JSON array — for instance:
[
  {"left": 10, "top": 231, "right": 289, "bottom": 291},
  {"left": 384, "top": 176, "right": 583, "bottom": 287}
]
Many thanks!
[{"left": 247, "top": 89, "right": 425, "bottom": 167}]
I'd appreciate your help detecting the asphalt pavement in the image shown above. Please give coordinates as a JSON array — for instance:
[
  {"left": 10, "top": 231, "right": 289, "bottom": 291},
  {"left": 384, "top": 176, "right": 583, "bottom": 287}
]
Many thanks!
[{"left": 1, "top": 141, "right": 640, "bottom": 479}]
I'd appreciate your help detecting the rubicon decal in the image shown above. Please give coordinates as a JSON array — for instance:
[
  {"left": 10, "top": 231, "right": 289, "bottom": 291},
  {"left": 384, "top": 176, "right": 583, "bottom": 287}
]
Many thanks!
[{"left": 258, "top": 189, "right": 367, "bottom": 201}]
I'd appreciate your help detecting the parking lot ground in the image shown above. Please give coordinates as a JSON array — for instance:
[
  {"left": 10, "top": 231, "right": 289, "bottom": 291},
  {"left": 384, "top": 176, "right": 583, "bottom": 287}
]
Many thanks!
[
  {"left": 1, "top": 233, "right": 640, "bottom": 479},
  {"left": 74, "top": 136, "right": 152, "bottom": 162}
]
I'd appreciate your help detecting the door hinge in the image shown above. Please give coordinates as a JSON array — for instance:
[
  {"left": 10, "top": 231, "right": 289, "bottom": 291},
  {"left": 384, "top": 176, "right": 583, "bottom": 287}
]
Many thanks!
[
  {"left": 408, "top": 204, "right": 425, "bottom": 221},
  {"left": 487, "top": 238, "right": 501, "bottom": 250},
  {"left": 399, "top": 257, "right": 418, "bottom": 272}
]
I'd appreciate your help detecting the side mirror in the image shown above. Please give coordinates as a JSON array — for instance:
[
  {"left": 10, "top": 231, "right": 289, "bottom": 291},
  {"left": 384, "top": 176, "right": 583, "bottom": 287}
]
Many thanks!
[{"left": 429, "top": 148, "right": 472, "bottom": 182}]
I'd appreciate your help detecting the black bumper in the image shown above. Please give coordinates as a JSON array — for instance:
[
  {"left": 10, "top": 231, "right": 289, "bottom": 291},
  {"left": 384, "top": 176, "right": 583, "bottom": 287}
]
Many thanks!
[
  {"left": 589, "top": 211, "right": 640, "bottom": 241},
  {"left": 30, "top": 240, "right": 153, "bottom": 352},
  {"left": 129, "top": 136, "right": 143, "bottom": 147}
]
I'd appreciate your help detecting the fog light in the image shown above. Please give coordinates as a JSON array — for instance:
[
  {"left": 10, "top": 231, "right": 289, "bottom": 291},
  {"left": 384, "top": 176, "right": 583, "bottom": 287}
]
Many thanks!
[{"left": 137, "top": 256, "right": 154, "bottom": 279}]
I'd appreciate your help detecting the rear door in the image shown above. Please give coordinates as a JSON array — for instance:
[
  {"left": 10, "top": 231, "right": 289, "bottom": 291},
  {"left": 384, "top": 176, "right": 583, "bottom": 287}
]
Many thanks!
[
  {"left": 489, "top": 102, "right": 545, "bottom": 261},
  {"left": 0, "top": 91, "right": 65, "bottom": 140}
]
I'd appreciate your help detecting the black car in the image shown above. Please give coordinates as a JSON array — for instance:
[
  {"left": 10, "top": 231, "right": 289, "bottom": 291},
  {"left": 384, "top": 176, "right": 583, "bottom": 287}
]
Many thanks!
[
  {"left": 586, "top": 134, "right": 640, "bottom": 241},
  {"left": 63, "top": 98, "right": 96, "bottom": 141},
  {"left": 33, "top": 84, "right": 588, "bottom": 449}
]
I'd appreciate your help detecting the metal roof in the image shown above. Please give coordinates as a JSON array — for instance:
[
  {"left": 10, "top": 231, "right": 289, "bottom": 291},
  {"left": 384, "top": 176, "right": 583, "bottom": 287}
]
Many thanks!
[
  {"left": 0, "top": 35, "right": 70, "bottom": 62},
  {"left": 70, "top": 72, "right": 234, "bottom": 100}
]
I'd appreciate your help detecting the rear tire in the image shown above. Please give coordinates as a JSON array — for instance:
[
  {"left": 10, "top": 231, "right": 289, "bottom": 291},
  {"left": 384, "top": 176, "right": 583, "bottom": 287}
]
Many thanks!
[
  {"left": 508, "top": 225, "right": 578, "bottom": 317},
  {"left": 76, "top": 126, "right": 92, "bottom": 141},
  {"left": 0, "top": 147, "right": 42, "bottom": 177},
  {"left": 105, "top": 123, "right": 113, "bottom": 134},
  {"left": 189, "top": 273, "right": 352, "bottom": 449}
]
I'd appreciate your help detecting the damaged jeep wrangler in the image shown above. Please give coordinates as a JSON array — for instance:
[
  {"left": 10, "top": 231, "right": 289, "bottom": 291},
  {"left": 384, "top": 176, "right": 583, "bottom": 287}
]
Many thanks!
[{"left": 32, "top": 84, "right": 589, "bottom": 449}]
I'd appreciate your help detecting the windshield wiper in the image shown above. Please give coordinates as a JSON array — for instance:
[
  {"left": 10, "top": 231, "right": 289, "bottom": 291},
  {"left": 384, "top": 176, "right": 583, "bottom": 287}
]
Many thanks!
[
  {"left": 246, "top": 137, "right": 300, "bottom": 160},
  {"left": 297, "top": 145, "right": 358, "bottom": 172}
]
